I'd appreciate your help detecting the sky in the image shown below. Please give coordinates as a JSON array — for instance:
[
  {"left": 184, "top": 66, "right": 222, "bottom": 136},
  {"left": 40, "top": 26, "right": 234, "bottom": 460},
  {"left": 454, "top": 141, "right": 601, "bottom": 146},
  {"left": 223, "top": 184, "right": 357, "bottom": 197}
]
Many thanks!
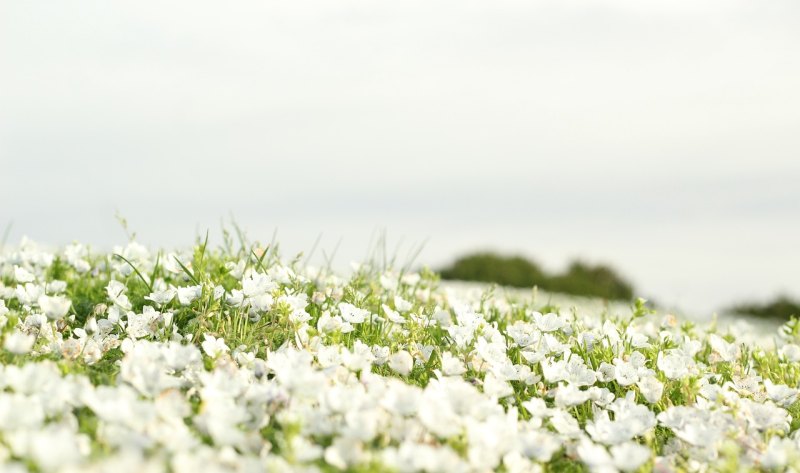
[{"left": 1, "top": 0, "right": 799, "bottom": 315}]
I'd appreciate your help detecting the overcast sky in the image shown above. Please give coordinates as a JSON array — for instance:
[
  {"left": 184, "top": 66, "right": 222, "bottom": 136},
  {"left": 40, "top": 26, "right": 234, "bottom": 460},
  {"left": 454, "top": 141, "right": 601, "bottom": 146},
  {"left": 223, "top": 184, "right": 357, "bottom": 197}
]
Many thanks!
[{"left": 1, "top": 0, "right": 799, "bottom": 314}]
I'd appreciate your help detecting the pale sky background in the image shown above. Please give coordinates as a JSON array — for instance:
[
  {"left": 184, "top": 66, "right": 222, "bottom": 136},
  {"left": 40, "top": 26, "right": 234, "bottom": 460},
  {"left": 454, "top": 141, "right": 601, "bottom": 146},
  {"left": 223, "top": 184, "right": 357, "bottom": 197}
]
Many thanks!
[{"left": 1, "top": 0, "right": 799, "bottom": 315}]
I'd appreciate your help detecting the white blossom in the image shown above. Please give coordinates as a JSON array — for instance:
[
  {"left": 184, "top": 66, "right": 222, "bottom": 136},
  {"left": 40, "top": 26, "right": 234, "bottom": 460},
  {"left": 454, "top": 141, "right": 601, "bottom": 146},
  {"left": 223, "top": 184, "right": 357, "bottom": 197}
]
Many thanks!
[{"left": 388, "top": 350, "right": 413, "bottom": 376}]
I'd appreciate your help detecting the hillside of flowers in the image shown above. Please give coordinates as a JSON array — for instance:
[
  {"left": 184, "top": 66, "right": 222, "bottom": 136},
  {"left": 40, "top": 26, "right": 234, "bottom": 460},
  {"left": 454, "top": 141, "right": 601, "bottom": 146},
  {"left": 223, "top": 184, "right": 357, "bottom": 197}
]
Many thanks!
[{"left": 2, "top": 236, "right": 800, "bottom": 472}]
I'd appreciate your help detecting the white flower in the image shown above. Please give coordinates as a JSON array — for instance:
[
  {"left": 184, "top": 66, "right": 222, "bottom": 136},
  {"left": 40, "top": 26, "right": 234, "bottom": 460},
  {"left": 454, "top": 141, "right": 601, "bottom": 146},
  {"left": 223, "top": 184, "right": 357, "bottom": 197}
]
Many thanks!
[
  {"left": 541, "top": 358, "right": 568, "bottom": 383},
  {"left": 106, "top": 280, "right": 132, "bottom": 310},
  {"left": 125, "top": 306, "right": 161, "bottom": 339},
  {"left": 596, "top": 362, "right": 616, "bottom": 382},
  {"left": 532, "top": 312, "right": 565, "bottom": 332},
  {"left": 565, "top": 358, "right": 597, "bottom": 386},
  {"left": 637, "top": 376, "right": 664, "bottom": 404},
  {"left": 761, "top": 436, "right": 797, "bottom": 470},
  {"left": 383, "top": 304, "right": 406, "bottom": 324},
  {"left": 82, "top": 338, "right": 103, "bottom": 364},
  {"left": 4, "top": 331, "right": 36, "bottom": 354},
  {"left": 371, "top": 345, "right": 389, "bottom": 365},
  {"left": 343, "top": 341, "right": 376, "bottom": 372},
  {"left": 507, "top": 321, "right": 538, "bottom": 347},
  {"left": 402, "top": 273, "right": 421, "bottom": 285},
  {"left": 379, "top": 273, "right": 398, "bottom": 291},
  {"left": 241, "top": 272, "right": 277, "bottom": 297},
  {"left": 60, "top": 338, "right": 82, "bottom": 360},
  {"left": 201, "top": 334, "right": 230, "bottom": 359},
  {"left": 657, "top": 406, "right": 732, "bottom": 447},
  {"left": 588, "top": 386, "right": 615, "bottom": 406},
  {"left": 324, "top": 437, "right": 363, "bottom": 470},
  {"left": 587, "top": 395, "right": 656, "bottom": 445},
  {"left": 226, "top": 289, "right": 244, "bottom": 306},
  {"left": 483, "top": 371, "right": 514, "bottom": 398},
  {"left": 520, "top": 350, "right": 544, "bottom": 364},
  {"left": 708, "top": 334, "right": 739, "bottom": 363},
  {"left": 291, "top": 436, "right": 323, "bottom": 463},
  {"left": 555, "top": 384, "right": 591, "bottom": 407},
  {"left": 413, "top": 344, "right": 434, "bottom": 365},
  {"left": 233, "top": 346, "right": 256, "bottom": 368},
  {"left": 64, "top": 243, "right": 91, "bottom": 272},
  {"left": 46, "top": 280, "right": 67, "bottom": 293},
  {"left": 779, "top": 343, "right": 800, "bottom": 362},
  {"left": 339, "top": 302, "right": 369, "bottom": 324},
  {"left": 14, "top": 266, "right": 35, "bottom": 283},
  {"left": 433, "top": 309, "right": 452, "bottom": 327},
  {"left": 388, "top": 350, "right": 413, "bottom": 376},
  {"left": 145, "top": 288, "right": 176, "bottom": 305},
  {"left": 289, "top": 310, "right": 311, "bottom": 324},
  {"left": 541, "top": 333, "right": 569, "bottom": 354},
  {"left": 577, "top": 438, "right": 614, "bottom": 472},
  {"left": 26, "top": 424, "right": 86, "bottom": 471},
  {"left": 417, "top": 383, "right": 466, "bottom": 438},
  {"left": 614, "top": 360, "right": 639, "bottom": 386},
  {"left": 627, "top": 331, "right": 651, "bottom": 349},
  {"left": 14, "top": 283, "right": 43, "bottom": 306},
  {"left": 610, "top": 442, "right": 650, "bottom": 472},
  {"left": 603, "top": 320, "right": 622, "bottom": 345},
  {"left": 37, "top": 295, "right": 71, "bottom": 320},
  {"left": 249, "top": 293, "right": 274, "bottom": 312},
  {"left": 441, "top": 351, "right": 467, "bottom": 376},
  {"left": 517, "top": 431, "right": 561, "bottom": 462},
  {"left": 267, "top": 265, "right": 295, "bottom": 284},
  {"left": 394, "top": 296, "right": 413, "bottom": 312},
  {"left": 731, "top": 373, "right": 761, "bottom": 396},
  {"left": 317, "top": 311, "right": 344, "bottom": 334},
  {"left": 316, "top": 344, "right": 342, "bottom": 368},
  {"left": 447, "top": 325, "right": 475, "bottom": 349},
  {"left": 311, "top": 291, "right": 326, "bottom": 305},
  {"left": 657, "top": 351, "right": 689, "bottom": 380},
  {"left": 765, "top": 379, "right": 799, "bottom": 408},
  {"left": 177, "top": 285, "right": 202, "bottom": 305},
  {"left": 739, "top": 398, "right": 789, "bottom": 432},
  {"left": 549, "top": 410, "right": 582, "bottom": 437},
  {"left": 381, "top": 380, "right": 422, "bottom": 416},
  {"left": 225, "top": 260, "right": 246, "bottom": 279},
  {"left": 280, "top": 292, "right": 311, "bottom": 324},
  {"left": 521, "top": 398, "right": 551, "bottom": 419}
]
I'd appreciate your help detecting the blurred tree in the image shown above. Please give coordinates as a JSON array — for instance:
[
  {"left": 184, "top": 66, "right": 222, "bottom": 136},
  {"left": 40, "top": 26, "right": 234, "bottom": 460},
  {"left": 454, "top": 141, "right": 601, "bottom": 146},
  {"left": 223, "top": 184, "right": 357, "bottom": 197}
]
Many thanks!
[
  {"left": 729, "top": 295, "right": 800, "bottom": 320},
  {"left": 439, "top": 253, "right": 634, "bottom": 301},
  {"left": 548, "top": 261, "right": 634, "bottom": 300},
  {"left": 439, "top": 253, "right": 547, "bottom": 288}
]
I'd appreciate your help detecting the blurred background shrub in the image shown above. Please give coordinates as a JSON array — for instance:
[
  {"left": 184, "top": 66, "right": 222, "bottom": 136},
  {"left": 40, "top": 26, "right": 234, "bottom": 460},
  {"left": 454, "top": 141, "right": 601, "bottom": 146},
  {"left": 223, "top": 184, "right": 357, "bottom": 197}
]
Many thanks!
[
  {"left": 439, "top": 252, "right": 634, "bottom": 301},
  {"left": 728, "top": 296, "right": 800, "bottom": 320}
]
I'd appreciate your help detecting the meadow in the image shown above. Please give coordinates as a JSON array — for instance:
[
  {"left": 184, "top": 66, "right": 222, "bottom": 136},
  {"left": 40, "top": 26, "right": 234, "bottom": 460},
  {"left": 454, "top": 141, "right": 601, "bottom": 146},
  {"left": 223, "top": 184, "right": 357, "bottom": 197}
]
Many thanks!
[{"left": 1, "top": 234, "right": 800, "bottom": 472}]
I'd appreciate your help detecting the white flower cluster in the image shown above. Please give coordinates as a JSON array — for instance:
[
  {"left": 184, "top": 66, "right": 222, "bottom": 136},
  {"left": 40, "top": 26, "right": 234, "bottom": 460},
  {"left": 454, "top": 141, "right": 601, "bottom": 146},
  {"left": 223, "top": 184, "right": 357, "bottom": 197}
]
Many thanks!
[{"left": 0, "top": 237, "right": 799, "bottom": 472}]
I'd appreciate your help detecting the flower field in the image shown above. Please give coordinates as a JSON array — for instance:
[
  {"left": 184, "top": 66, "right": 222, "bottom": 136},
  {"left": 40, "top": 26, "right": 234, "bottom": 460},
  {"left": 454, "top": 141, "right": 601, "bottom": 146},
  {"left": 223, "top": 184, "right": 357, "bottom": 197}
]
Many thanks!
[{"left": 2, "top": 237, "right": 800, "bottom": 472}]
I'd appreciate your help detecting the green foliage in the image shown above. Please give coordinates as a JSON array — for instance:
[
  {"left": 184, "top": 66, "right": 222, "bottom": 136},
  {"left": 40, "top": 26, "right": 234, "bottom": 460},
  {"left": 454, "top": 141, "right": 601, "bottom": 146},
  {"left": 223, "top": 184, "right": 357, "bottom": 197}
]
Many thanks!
[
  {"left": 439, "top": 253, "right": 547, "bottom": 288},
  {"left": 439, "top": 252, "right": 634, "bottom": 301},
  {"left": 548, "top": 261, "right": 634, "bottom": 300},
  {"left": 728, "top": 295, "right": 800, "bottom": 320}
]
